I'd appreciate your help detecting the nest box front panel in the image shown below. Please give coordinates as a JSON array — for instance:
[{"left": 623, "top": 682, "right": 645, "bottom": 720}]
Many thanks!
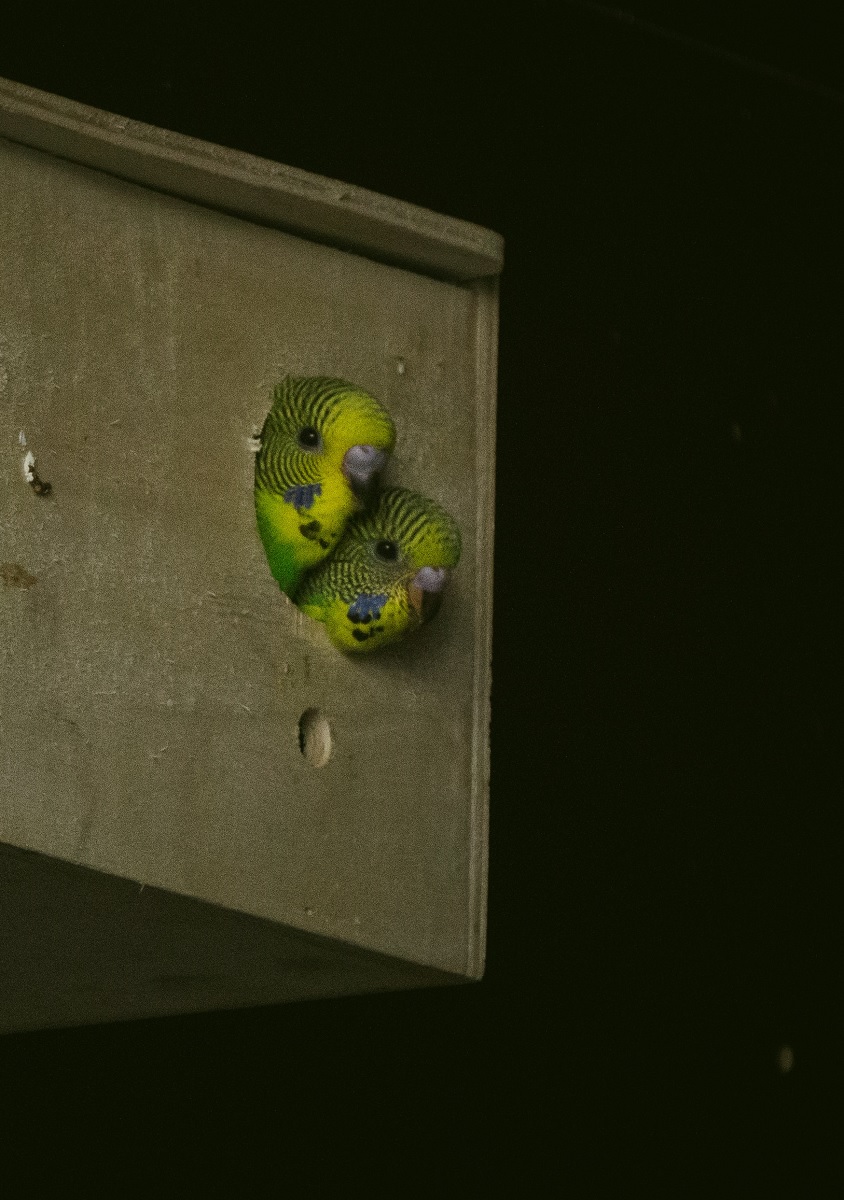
[{"left": 0, "top": 135, "right": 491, "bottom": 977}]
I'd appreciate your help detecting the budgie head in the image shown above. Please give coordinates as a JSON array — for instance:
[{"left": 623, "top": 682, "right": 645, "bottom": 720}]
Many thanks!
[
  {"left": 257, "top": 376, "right": 395, "bottom": 499},
  {"left": 254, "top": 376, "right": 396, "bottom": 594},
  {"left": 346, "top": 487, "right": 461, "bottom": 618},
  {"left": 296, "top": 487, "right": 462, "bottom": 653}
]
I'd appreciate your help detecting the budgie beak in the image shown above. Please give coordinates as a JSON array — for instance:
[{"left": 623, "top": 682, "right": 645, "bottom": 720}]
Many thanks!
[
  {"left": 408, "top": 566, "right": 449, "bottom": 621},
  {"left": 342, "top": 445, "right": 387, "bottom": 495}
]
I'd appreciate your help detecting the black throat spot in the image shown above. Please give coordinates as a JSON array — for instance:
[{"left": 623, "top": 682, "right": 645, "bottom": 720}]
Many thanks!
[{"left": 299, "top": 520, "right": 322, "bottom": 541}]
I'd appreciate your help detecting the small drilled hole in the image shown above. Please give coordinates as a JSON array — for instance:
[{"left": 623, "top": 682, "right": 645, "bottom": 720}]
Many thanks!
[{"left": 298, "top": 708, "right": 332, "bottom": 767}]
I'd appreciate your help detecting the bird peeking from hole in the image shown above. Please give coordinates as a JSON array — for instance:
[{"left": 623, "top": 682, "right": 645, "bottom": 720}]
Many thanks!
[
  {"left": 254, "top": 377, "right": 461, "bottom": 654},
  {"left": 254, "top": 376, "right": 395, "bottom": 596},
  {"left": 296, "top": 487, "right": 461, "bottom": 654}
]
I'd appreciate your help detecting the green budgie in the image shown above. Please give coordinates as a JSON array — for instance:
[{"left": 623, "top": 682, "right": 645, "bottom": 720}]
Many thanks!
[
  {"left": 296, "top": 486, "right": 461, "bottom": 654},
  {"left": 254, "top": 376, "right": 396, "bottom": 595}
]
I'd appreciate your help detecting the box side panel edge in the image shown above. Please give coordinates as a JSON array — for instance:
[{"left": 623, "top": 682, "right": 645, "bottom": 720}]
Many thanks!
[{"left": 0, "top": 75, "right": 504, "bottom": 283}]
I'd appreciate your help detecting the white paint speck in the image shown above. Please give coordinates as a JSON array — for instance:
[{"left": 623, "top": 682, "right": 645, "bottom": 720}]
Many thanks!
[
  {"left": 23, "top": 449, "right": 36, "bottom": 482},
  {"left": 18, "top": 430, "right": 27, "bottom": 447},
  {"left": 396, "top": 358, "right": 406, "bottom": 375},
  {"left": 248, "top": 434, "right": 262, "bottom": 453}
]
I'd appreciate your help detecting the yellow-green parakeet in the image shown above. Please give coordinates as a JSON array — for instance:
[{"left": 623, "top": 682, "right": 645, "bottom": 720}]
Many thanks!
[
  {"left": 254, "top": 377, "right": 396, "bottom": 595},
  {"left": 296, "top": 486, "right": 461, "bottom": 653}
]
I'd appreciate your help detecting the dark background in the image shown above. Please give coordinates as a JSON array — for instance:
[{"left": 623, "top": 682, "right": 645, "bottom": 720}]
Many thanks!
[{"left": 1, "top": 2, "right": 841, "bottom": 1183}]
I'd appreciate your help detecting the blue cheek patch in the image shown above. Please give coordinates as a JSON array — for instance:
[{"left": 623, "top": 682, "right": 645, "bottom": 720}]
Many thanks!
[
  {"left": 347, "top": 593, "right": 388, "bottom": 624},
  {"left": 284, "top": 482, "right": 322, "bottom": 510}
]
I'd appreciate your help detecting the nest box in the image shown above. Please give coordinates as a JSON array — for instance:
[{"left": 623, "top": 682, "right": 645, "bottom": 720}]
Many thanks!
[{"left": 0, "top": 76, "right": 500, "bottom": 1032}]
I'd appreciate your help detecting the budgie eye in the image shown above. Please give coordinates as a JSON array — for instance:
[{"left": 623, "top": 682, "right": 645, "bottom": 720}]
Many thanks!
[
  {"left": 297, "top": 425, "right": 322, "bottom": 451},
  {"left": 374, "top": 539, "right": 399, "bottom": 562}
]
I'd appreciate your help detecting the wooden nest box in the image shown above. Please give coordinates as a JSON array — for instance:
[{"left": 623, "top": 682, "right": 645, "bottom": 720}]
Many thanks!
[{"left": 0, "top": 76, "right": 500, "bottom": 1032}]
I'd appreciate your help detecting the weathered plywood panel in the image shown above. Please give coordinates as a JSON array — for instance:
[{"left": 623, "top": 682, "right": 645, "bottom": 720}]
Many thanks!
[
  {"left": 0, "top": 80, "right": 496, "bottom": 1016},
  {"left": 0, "top": 75, "right": 503, "bottom": 283},
  {"left": 0, "top": 844, "right": 459, "bottom": 1034}
]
